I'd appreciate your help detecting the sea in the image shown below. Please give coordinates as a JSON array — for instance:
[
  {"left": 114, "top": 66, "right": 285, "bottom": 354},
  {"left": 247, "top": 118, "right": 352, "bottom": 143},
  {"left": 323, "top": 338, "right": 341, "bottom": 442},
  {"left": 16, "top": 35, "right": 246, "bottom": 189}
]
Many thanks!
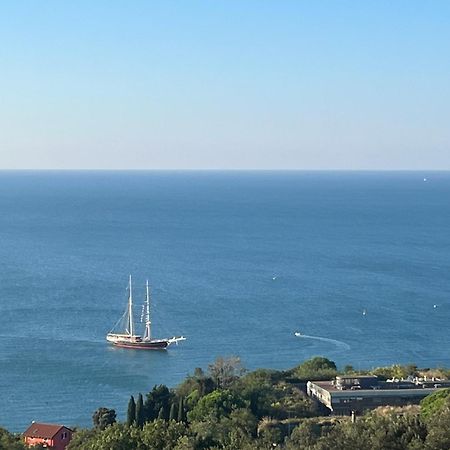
[{"left": 0, "top": 171, "right": 449, "bottom": 431}]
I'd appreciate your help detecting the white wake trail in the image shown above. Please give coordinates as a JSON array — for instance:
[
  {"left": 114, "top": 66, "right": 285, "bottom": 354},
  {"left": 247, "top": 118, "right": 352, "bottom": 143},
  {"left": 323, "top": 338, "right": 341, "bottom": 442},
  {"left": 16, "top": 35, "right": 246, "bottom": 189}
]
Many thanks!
[{"left": 295, "top": 333, "right": 350, "bottom": 351}]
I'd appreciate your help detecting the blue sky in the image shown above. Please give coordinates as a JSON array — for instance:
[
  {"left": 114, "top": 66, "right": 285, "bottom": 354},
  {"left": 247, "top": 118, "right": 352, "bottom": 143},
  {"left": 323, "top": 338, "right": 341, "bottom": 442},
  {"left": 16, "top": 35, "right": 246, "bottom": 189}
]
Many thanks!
[{"left": 0, "top": 1, "right": 449, "bottom": 169}]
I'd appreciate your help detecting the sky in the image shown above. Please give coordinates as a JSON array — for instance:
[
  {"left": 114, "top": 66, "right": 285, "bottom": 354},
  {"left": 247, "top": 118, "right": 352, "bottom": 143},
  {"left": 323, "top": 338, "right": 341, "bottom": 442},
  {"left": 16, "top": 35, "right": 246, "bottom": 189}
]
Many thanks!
[{"left": 0, "top": 1, "right": 449, "bottom": 170}]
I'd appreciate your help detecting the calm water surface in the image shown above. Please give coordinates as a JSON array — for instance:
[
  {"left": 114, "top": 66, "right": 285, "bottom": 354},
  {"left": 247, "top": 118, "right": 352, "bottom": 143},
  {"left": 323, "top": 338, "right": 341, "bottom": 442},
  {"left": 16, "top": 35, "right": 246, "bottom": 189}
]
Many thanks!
[{"left": 0, "top": 171, "right": 449, "bottom": 431}]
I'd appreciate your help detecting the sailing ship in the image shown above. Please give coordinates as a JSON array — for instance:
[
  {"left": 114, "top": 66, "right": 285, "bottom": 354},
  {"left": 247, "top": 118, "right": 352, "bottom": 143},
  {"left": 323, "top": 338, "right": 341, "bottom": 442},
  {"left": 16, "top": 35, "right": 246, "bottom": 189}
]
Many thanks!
[{"left": 106, "top": 276, "right": 186, "bottom": 350}]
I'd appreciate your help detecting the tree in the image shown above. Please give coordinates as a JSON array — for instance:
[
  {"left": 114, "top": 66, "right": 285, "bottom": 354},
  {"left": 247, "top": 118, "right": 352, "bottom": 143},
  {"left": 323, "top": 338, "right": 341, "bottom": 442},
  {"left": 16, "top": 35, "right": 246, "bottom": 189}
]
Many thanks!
[
  {"left": 190, "top": 367, "right": 216, "bottom": 397},
  {"left": 0, "top": 427, "right": 27, "bottom": 450},
  {"left": 136, "top": 393, "right": 145, "bottom": 427},
  {"left": 285, "top": 419, "right": 324, "bottom": 449},
  {"left": 257, "top": 417, "right": 283, "bottom": 448},
  {"left": 176, "top": 368, "right": 215, "bottom": 410},
  {"left": 145, "top": 385, "right": 173, "bottom": 421},
  {"left": 344, "top": 365, "right": 355, "bottom": 374},
  {"left": 127, "top": 396, "right": 136, "bottom": 426},
  {"left": 238, "top": 369, "right": 277, "bottom": 419},
  {"left": 169, "top": 403, "right": 177, "bottom": 421},
  {"left": 187, "top": 389, "right": 245, "bottom": 423},
  {"left": 425, "top": 405, "right": 450, "bottom": 449},
  {"left": 371, "top": 364, "right": 418, "bottom": 381},
  {"left": 66, "top": 429, "right": 98, "bottom": 450},
  {"left": 294, "top": 357, "right": 337, "bottom": 380},
  {"left": 92, "top": 407, "right": 117, "bottom": 430},
  {"left": 311, "top": 411, "right": 427, "bottom": 450},
  {"left": 177, "top": 397, "right": 185, "bottom": 423},
  {"left": 140, "top": 420, "right": 187, "bottom": 450},
  {"left": 229, "top": 408, "right": 258, "bottom": 438},
  {"left": 269, "top": 382, "right": 316, "bottom": 420},
  {"left": 420, "top": 388, "right": 450, "bottom": 421},
  {"left": 191, "top": 413, "right": 246, "bottom": 450},
  {"left": 208, "top": 356, "right": 245, "bottom": 389},
  {"left": 78, "top": 423, "right": 140, "bottom": 449}
]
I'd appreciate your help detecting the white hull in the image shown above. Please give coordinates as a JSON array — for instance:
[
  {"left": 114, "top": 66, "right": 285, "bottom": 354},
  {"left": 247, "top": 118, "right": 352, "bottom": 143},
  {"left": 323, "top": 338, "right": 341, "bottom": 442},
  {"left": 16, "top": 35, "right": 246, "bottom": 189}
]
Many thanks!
[{"left": 106, "top": 277, "right": 186, "bottom": 350}]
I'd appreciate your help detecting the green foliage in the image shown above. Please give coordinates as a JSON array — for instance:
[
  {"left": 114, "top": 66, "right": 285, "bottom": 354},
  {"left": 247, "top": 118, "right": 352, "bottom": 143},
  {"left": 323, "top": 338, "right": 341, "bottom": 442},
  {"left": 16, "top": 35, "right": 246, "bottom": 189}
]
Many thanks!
[
  {"left": 14, "top": 357, "right": 450, "bottom": 449},
  {"left": 189, "top": 416, "right": 223, "bottom": 449},
  {"left": 256, "top": 417, "right": 284, "bottom": 447},
  {"left": 237, "top": 369, "right": 277, "bottom": 418},
  {"left": 294, "top": 356, "right": 337, "bottom": 380},
  {"left": 187, "top": 389, "right": 245, "bottom": 422},
  {"left": 285, "top": 418, "right": 326, "bottom": 449},
  {"left": 92, "top": 423, "right": 141, "bottom": 449},
  {"left": 140, "top": 420, "right": 187, "bottom": 450},
  {"left": 425, "top": 405, "right": 450, "bottom": 449},
  {"left": 0, "top": 427, "right": 26, "bottom": 450},
  {"left": 176, "top": 368, "right": 215, "bottom": 402},
  {"left": 127, "top": 396, "right": 136, "bottom": 427},
  {"left": 177, "top": 397, "right": 186, "bottom": 423},
  {"left": 293, "top": 411, "right": 428, "bottom": 450},
  {"left": 269, "top": 382, "right": 317, "bottom": 419},
  {"left": 207, "top": 356, "right": 245, "bottom": 389},
  {"left": 371, "top": 364, "right": 418, "bottom": 380},
  {"left": 185, "top": 389, "right": 201, "bottom": 411},
  {"left": 367, "top": 412, "right": 426, "bottom": 450},
  {"left": 66, "top": 428, "right": 98, "bottom": 450},
  {"left": 145, "top": 385, "right": 173, "bottom": 422},
  {"left": 92, "top": 407, "right": 117, "bottom": 430},
  {"left": 420, "top": 388, "right": 450, "bottom": 421},
  {"left": 67, "top": 422, "right": 186, "bottom": 450},
  {"left": 237, "top": 370, "right": 315, "bottom": 421},
  {"left": 169, "top": 403, "right": 177, "bottom": 421},
  {"left": 136, "top": 393, "right": 145, "bottom": 427},
  {"left": 229, "top": 408, "right": 257, "bottom": 438},
  {"left": 344, "top": 365, "right": 355, "bottom": 374}
]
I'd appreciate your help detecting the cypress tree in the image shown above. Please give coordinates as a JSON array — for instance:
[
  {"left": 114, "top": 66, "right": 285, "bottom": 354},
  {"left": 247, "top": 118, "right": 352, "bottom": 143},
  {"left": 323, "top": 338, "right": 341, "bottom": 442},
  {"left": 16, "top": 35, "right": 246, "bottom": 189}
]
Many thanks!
[
  {"left": 177, "top": 397, "right": 184, "bottom": 422},
  {"left": 127, "top": 396, "right": 136, "bottom": 426},
  {"left": 136, "top": 393, "right": 145, "bottom": 427},
  {"left": 169, "top": 402, "right": 176, "bottom": 421}
]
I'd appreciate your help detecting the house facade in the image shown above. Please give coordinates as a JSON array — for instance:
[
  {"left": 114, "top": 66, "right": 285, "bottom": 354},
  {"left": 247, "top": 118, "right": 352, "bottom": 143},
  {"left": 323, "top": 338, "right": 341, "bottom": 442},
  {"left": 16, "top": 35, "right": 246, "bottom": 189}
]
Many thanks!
[{"left": 23, "top": 422, "right": 72, "bottom": 450}]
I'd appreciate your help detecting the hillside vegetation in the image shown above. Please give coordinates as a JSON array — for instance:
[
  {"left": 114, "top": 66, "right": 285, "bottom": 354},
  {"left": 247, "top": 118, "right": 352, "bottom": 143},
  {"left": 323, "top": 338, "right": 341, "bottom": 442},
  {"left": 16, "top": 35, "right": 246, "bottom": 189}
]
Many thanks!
[{"left": 4, "top": 357, "right": 450, "bottom": 449}]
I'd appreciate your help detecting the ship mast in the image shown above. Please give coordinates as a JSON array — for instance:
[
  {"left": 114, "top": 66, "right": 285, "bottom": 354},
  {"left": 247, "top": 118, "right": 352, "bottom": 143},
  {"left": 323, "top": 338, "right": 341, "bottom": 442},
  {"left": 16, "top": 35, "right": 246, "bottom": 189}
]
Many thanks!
[
  {"left": 128, "top": 274, "right": 134, "bottom": 336},
  {"left": 144, "top": 280, "right": 152, "bottom": 340}
]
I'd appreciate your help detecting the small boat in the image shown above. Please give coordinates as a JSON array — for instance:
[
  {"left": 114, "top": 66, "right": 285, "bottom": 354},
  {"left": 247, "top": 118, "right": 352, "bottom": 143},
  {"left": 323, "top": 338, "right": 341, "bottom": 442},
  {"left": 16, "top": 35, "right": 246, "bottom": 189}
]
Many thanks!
[
  {"left": 106, "top": 276, "right": 186, "bottom": 350},
  {"left": 294, "top": 332, "right": 302, "bottom": 337}
]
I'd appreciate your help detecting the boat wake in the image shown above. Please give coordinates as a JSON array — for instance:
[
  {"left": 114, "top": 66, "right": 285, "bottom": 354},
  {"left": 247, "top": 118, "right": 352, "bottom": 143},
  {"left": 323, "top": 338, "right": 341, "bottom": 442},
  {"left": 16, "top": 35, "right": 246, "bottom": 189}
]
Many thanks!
[{"left": 294, "top": 333, "right": 350, "bottom": 351}]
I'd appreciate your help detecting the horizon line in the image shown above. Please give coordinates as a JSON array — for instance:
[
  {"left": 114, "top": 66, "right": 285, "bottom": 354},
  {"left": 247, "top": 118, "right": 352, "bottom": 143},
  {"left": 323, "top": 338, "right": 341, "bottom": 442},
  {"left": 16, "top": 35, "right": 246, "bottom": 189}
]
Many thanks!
[{"left": 0, "top": 168, "right": 448, "bottom": 172}]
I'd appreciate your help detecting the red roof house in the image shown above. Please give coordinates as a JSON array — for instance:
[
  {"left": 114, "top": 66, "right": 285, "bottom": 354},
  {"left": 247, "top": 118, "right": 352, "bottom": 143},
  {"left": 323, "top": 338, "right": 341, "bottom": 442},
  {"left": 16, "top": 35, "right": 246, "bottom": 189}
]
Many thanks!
[{"left": 23, "top": 422, "right": 72, "bottom": 450}]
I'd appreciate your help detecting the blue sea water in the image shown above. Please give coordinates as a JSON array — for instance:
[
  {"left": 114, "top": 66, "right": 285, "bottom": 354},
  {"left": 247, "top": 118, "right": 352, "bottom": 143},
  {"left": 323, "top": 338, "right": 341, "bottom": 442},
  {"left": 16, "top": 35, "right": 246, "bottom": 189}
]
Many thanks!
[{"left": 0, "top": 171, "right": 450, "bottom": 431}]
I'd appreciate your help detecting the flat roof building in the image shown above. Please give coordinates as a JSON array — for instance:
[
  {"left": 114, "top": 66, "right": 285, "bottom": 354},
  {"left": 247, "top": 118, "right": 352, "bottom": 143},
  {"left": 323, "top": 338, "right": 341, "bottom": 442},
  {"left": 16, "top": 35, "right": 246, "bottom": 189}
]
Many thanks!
[{"left": 307, "top": 375, "right": 450, "bottom": 415}]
